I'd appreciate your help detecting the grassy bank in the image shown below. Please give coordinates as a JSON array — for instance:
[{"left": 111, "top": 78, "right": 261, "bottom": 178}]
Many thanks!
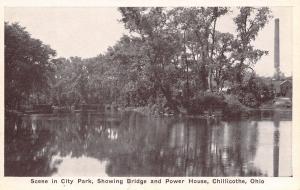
[{"left": 122, "top": 93, "right": 252, "bottom": 119}]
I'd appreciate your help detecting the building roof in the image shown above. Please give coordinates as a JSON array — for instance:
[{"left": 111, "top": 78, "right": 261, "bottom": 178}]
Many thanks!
[{"left": 280, "top": 80, "right": 292, "bottom": 86}]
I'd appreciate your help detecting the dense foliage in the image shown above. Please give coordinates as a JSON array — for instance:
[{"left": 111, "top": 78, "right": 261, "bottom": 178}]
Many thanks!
[
  {"left": 5, "top": 22, "right": 56, "bottom": 109},
  {"left": 5, "top": 7, "right": 275, "bottom": 115}
]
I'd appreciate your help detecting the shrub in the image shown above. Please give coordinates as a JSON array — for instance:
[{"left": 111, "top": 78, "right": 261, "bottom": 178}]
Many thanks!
[
  {"left": 188, "top": 92, "right": 225, "bottom": 115},
  {"left": 223, "top": 94, "right": 249, "bottom": 118},
  {"left": 238, "top": 92, "right": 259, "bottom": 108}
]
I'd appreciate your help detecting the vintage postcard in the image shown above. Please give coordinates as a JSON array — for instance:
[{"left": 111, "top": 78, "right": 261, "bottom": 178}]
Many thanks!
[{"left": 1, "top": 0, "right": 300, "bottom": 190}]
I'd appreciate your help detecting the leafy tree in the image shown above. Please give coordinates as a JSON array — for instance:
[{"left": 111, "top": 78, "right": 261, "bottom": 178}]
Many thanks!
[
  {"left": 232, "top": 7, "right": 272, "bottom": 84},
  {"left": 5, "top": 22, "right": 56, "bottom": 109},
  {"left": 119, "top": 8, "right": 183, "bottom": 111},
  {"left": 212, "top": 32, "right": 235, "bottom": 91},
  {"left": 117, "top": 7, "right": 273, "bottom": 111},
  {"left": 168, "top": 7, "right": 230, "bottom": 92}
]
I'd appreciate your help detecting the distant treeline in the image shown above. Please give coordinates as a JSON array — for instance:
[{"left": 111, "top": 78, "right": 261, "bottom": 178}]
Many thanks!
[{"left": 5, "top": 7, "right": 277, "bottom": 115}]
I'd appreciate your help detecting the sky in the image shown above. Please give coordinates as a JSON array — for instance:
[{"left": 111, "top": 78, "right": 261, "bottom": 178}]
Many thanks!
[{"left": 4, "top": 7, "right": 293, "bottom": 77}]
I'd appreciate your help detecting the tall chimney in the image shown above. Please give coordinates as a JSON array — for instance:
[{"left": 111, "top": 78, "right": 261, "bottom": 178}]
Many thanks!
[{"left": 274, "top": 18, "right": 280, "bottom": 80}]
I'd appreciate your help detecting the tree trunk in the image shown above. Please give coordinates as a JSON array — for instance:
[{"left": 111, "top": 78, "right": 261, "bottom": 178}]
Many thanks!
[{"left": 158, "top": 83, "right": 179, "bottom": 113}]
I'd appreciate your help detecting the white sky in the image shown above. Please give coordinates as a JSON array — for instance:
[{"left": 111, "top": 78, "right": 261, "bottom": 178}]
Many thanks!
[{"left": 4, "top": 7, "right": 292, "bottom": 77}]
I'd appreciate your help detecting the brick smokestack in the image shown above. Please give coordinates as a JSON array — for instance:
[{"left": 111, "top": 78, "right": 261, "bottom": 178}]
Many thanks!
[{"left": 274, "top": 18, "right": 280, "bottom": 80}]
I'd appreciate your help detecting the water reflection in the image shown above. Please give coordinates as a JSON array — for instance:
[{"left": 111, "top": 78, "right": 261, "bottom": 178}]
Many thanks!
[
  {"left": 51, "top": 155, "right": 108, "bottom": 177},
  {"left": 5, "top": 111, "right": 292, "bottom": 177}
]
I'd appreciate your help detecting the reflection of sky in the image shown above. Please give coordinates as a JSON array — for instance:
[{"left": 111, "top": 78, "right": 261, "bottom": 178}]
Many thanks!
[
  {"left": 253, "top": 121, "right": 274, "bottom": 176},
  {"left": 253, "top": 121, "right": 292, "bottom": 177},
  {"left": 51, "top": 155, "right": 108, "bottom": 176},
  {"left": 279, "top": 121, "right": 292, "bottom": 176}
]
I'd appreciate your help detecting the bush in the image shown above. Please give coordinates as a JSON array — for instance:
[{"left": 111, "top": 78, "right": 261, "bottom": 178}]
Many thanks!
[
  {"left": 188, "top": 92, "right": 225, "bottom": 115},
  {"left": 223, "top": 94, "right": 249, "bottom": 118},
  {"left": 238, "top": 92, "right": 259, "bottom": 108},
  {"left": 230, "top": 77, "right": 275, "bottom": 108}
]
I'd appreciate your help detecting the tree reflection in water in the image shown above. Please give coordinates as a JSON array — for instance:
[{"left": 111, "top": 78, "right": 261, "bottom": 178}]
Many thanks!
[{"left": 5, "top": 111, "right": 292, "bottom": 177}]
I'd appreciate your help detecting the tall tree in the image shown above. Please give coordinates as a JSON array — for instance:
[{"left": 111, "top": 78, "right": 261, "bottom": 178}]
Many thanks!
[
  {"left": 5, "top": 22, "right": 56, "bottom": 109},
  {"left": 232, "top": 7, "right": 272, "bottom": 84},
  {"left": 119, "top": 8, "right": 183, "bottom": 111},
  {"left": 168, "top": 7, "right": 230, "bottom": 92}
]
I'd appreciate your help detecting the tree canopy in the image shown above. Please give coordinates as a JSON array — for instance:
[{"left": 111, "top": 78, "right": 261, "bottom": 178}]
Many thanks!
[
  {"left": 5, "top": 22, "right": 56, "bottom": 109},
  {"left": 5, "top": 7, "right": 275, "bottom": 113}
]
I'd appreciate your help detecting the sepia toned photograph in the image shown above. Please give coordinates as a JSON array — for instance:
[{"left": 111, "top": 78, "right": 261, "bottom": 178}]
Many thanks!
[{"left": 4, "top": 7, "right": 292, "bottom": 177}]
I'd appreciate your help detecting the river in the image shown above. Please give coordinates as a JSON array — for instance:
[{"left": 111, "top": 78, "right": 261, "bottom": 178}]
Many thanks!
[{"left": 5, "top": 110, "right": 292, "bottom": 177}]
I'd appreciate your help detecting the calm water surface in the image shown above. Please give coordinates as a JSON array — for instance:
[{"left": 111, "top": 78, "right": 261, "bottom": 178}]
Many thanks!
[{"left": 5, "top": 111, "right": 292, "bottom": 177}]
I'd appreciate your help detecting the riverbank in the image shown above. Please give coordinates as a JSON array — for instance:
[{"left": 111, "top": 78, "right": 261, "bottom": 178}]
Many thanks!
[
  {"left": 120, "top": 93, "right": 292, "bottom": 120},
  {"left": 7, "top": 93, "right": 292, "bottom": 120},
  {"left": 122, "top": 96, "right": 253, "bottom": 119}
]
